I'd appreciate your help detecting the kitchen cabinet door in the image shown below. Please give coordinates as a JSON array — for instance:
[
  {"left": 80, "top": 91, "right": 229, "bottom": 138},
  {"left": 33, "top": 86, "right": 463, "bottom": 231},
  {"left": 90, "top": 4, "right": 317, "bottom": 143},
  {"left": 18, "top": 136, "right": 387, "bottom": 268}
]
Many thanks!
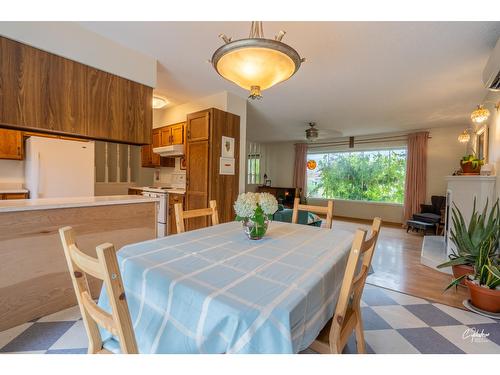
[
  {"left": 151, "top": 129, "right": 161, "bottom": 166},
  {"left": 3, "top": 193, "right": 28, "bottom": 199},
  {"left": 0, "top": 129, "right": 23, "bottom": 160},
  {"left": 185, "top": 140, "right": 209, "bottom": 230},
  {"left": 171, "top": 123, "right": 185, "bottom": 145},
  {"left": 141, "top": 144, "right": 152, "bottom": 167},
  {"left": 187, "top": 111, "right": 210, "bottom": 142},
  {"left": 160, "top": 127, "right": 171, "bottom": 146}
]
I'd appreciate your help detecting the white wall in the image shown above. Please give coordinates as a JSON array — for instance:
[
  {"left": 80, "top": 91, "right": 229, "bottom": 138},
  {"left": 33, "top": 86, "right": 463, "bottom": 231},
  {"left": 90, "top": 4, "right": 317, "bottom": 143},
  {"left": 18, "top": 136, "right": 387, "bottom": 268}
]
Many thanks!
[
  {"left": 485, "top": 91, "right": 500, "bottom": 199},
  {"left": 255, "top": 125, "right": 466, "bottom": 224},
  {"left": 426, "top": 125, "right": 467, "bottom": 202},
  {"left": 152, "top": 91, "right": 247, "bottom": 193},
  {"left": 0, "top": 22, "right": 156, "bottom": 87},
  {"left": 226, "top": 92, "right": 248, "bottom": 194},
  {"left": 154, "top": 92, "right": 228, "bottom": 127},
  {"left": 0, "top": 160, "right": 24, "bottom": 183}
]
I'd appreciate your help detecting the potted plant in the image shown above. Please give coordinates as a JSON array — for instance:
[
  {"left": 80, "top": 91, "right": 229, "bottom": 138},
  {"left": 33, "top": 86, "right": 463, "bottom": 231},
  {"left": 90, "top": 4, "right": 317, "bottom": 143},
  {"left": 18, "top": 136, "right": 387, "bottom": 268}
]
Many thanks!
[
  {"left": 437, "top": 198, "right": 498, "bottom": 285},
  {"left": 465, "top": 252, "right": 500, "bottom": 312},
  {"left": 234, "top": 192, "right": 278, "bottom": 240},
  {"left": 439, "top": 198, "right": 500, "bottom": 313},
  {"left": 459, "top": 154, "right": 484, "bottom": 175}
]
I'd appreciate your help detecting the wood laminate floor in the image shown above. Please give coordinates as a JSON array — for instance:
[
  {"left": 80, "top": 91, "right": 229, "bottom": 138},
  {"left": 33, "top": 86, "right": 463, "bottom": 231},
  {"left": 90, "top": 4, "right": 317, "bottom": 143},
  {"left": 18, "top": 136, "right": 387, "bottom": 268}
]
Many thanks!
[{"left": 332, "top": 217, "right": 469, "bottom": 309}]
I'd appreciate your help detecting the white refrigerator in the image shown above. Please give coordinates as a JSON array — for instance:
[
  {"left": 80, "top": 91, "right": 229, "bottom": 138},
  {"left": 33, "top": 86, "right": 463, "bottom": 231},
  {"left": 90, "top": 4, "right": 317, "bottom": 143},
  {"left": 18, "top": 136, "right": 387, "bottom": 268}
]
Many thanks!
[{"left": 25, "top": 136, "right": 95, "bottom": 199}]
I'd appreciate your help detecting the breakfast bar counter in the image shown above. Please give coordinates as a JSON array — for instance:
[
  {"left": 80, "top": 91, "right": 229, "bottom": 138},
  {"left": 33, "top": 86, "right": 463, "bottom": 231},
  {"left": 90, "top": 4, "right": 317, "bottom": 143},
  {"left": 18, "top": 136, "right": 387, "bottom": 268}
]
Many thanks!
[
  {"left": 0, "top": 194, "right": 159, "bottom": 212},
  {"left": 0, "top": 195, "right": 159, "bottom": 331}
]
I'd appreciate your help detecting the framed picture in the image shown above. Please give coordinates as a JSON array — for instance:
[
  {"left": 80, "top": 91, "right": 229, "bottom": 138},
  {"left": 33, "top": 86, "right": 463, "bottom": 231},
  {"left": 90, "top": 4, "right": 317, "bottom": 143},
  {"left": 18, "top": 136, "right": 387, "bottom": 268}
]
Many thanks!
[
  {"left": 219, "top": 157, "right": 235, "bottom": 175},
  {"left": 221, "top": 136, "right": 235, "bottom": 158},
  {"left": 180, "top": 156, "right": 186, "bottom": 170},
  {"left": 265, "top": 179, "right": 272, "bottom": 187},
  {"left": 476, "top": 125, "right": 489, "bottom": 163}
]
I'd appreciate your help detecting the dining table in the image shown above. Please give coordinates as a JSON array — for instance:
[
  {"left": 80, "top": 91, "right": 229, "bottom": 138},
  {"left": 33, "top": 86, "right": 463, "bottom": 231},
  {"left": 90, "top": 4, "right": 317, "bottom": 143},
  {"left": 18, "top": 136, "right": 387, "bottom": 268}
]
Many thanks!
[{"left": 97, "top": 220, "right": 355, "bottom": 354}]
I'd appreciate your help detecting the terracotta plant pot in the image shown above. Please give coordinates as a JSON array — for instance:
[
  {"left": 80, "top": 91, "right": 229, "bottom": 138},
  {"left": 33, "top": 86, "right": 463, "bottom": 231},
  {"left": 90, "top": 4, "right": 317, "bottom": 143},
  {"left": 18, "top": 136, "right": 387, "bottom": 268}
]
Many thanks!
[
  {"left": 452, "top": 264, "right": 474, "bottom": 286},
  {"left": 465, "top": 278, "right": 500, "bottom": 313},
  {"left": 460, "top": 161, "right": 481, "bottom": 175}
]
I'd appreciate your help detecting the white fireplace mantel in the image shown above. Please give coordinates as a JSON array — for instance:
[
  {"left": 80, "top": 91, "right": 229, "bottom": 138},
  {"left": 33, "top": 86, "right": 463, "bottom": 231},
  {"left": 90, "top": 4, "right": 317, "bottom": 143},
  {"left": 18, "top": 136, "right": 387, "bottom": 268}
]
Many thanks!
[
  {"left": 421, "top": 175, "right": 496, "bottom": 273},
  {"left": 445, "top": 175, "right": 496, "bottom": 256}
]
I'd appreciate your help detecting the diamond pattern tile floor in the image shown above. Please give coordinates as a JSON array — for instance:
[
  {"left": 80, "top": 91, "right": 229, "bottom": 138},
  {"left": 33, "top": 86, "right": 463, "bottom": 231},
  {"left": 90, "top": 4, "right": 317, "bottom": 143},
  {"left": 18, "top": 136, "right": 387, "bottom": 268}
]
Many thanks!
[{"left": 0, "top": 285, "right": 498, "bottom": 354}]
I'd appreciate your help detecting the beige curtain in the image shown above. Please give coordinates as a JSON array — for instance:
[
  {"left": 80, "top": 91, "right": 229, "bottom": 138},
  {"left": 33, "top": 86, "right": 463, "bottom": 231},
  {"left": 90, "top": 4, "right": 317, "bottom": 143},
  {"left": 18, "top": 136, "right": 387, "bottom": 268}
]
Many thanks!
[
  {"left": 403, "top": 131, "right": 429, "bottom": 223},
  {"left": 293, "top": 143, "right": 308, "bottom": 197}
]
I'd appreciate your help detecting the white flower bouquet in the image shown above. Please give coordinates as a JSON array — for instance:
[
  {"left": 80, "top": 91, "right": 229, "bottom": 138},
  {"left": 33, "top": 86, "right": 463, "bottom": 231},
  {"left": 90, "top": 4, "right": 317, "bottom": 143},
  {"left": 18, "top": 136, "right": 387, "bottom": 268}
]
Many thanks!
[{"left": 234, "top": 192, "right": 278, "bottom": 239}]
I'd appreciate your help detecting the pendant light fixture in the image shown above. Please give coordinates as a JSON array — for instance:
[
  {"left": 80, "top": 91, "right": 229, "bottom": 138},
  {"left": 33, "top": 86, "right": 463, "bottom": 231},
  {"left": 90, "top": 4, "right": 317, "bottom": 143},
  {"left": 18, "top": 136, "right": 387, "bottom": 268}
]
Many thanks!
[
  {"left": 211, "top": 21, "right": 305, "bottom": 99},
  {"left": 470, "top": 104, "right": 490, "bottom": 124},
  {"left": 457, "top": 128, "right": 471, "bottom": 143}
]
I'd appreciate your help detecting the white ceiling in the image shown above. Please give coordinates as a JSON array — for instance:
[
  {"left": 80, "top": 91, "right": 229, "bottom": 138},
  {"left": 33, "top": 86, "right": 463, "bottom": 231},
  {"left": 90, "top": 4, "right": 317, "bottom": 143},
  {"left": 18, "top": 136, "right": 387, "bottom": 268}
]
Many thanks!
[{"left": 79, "top": 21, "right": 500, "bottom": 143}]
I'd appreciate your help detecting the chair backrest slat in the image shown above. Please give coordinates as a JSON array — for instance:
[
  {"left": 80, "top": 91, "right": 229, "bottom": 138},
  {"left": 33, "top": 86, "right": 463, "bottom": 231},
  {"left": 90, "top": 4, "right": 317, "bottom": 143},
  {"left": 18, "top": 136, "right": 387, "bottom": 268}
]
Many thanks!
[
  {"left": 69, "top": 245, "right": 104, "bottom": 280},
  {"left": 59, "top": 226, "right": 138, "bottom": 354},
  {"left": 81, "top": 291, "right": 118, "bottom": 336},
  {"left": 291, "top": 197, "right": 334, "bottom": 229},
  {"left": 174, "top": 200, "right": 219, "bottom": 233}
]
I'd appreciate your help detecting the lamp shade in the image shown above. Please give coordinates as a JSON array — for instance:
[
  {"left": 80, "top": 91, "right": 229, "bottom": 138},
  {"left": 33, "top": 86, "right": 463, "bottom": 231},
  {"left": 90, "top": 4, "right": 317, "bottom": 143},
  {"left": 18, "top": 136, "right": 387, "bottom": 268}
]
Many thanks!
[
  {"left": 458, "top": 129, "right": 470, "bottom": 143},
  {"left": 470, "top": 105, "right": 490, "bottom": 124},
  {"left": 214, "top": 42, "right": 299, "bottom": 93},
  {"left": 152, "top": 96, "right": 168, "bottom": 109},
  {"left": 211, "top": 23, "right": 303, "bottom": 99}
]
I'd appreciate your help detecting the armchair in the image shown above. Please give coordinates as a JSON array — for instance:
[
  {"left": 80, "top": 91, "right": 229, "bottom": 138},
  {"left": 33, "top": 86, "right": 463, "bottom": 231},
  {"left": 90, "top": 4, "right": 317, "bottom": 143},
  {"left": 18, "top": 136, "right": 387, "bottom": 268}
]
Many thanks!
[{"left": 412, "top": 195, "right": 446, "bottom": 224}]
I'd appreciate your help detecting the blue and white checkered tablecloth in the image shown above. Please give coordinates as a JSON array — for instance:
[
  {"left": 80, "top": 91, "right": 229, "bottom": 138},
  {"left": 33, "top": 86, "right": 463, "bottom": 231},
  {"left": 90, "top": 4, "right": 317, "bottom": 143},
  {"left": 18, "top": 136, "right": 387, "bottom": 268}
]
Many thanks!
[{"left": 98, "top": 221, "right": 354, "bottom": 353}]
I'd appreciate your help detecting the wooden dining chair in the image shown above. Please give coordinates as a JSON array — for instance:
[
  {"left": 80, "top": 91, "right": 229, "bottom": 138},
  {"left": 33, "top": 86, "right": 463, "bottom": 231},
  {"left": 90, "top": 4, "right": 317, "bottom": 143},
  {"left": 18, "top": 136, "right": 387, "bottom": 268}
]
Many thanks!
[
  {"left": 59, "top": 226, "right": 138, "bottom": 354},
  {"left": 174, "top": 199, "right": 219, "bottom": 233},
  {"left": 310, "top": 217, "right": 382, "bottom": 354},
  {"left": 291, "top": 197, "right": 334, "bottom": 229}
]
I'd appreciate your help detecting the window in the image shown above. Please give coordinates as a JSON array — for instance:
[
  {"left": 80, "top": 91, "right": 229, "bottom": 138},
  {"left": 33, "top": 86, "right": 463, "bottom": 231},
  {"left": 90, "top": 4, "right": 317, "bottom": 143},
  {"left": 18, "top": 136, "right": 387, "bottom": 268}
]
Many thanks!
[
  {"left": 307, "top": 148, "right": 407, "bottom": 204},
  {"left": 247, "top": 142, "right": 262, "bottom": 185}
]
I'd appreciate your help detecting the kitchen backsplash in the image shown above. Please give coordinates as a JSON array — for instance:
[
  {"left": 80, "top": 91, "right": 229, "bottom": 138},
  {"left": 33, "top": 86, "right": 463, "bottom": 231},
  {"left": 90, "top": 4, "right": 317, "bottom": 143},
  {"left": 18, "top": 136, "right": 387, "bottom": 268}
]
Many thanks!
[{"left": 156, "top": 157, "right": 186, "bottom": 187}]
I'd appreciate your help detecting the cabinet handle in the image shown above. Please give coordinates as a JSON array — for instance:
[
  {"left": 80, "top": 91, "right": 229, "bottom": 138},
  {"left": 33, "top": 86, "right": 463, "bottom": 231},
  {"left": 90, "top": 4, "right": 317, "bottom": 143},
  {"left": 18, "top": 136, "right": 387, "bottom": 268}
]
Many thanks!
[{"left": 187, "top": 130, "right": 191, "bottom": 140}]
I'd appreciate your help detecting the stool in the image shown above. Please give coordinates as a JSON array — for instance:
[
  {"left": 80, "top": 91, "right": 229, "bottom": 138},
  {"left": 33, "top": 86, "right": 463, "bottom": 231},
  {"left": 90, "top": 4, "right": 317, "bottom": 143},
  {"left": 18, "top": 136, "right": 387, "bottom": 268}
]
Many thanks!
[{"left": 406, "top": 219, "right": 436, "bottom": 235}]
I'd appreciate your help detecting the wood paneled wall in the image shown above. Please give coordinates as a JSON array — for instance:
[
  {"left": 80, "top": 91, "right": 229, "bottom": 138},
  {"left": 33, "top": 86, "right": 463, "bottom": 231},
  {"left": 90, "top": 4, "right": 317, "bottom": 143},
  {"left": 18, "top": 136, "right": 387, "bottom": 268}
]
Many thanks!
[{"left": 0, "top": 36, "right": 152, "bottom": 145}]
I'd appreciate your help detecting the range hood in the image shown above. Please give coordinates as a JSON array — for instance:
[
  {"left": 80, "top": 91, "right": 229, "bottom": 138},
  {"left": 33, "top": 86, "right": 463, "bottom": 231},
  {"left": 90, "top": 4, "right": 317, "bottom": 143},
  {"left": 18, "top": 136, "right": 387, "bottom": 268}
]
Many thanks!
[{"left": 153, "top": 144, "right": 184, "bottom": 157}]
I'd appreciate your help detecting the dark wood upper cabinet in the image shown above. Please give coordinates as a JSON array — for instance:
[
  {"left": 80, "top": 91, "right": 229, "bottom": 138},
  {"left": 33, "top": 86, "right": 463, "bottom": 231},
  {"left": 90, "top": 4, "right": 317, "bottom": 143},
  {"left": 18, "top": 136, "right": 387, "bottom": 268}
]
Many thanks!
[{"left": 0, "top": 36, "right": 152, "bottom": 145}]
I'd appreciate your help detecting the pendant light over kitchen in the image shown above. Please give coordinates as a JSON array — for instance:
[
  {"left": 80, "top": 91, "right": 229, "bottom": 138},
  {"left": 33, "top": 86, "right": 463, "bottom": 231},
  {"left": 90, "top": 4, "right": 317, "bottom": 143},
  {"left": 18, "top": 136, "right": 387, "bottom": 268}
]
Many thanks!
[{"left": 211, "top": 21, "right": 305, "bottom": 99}]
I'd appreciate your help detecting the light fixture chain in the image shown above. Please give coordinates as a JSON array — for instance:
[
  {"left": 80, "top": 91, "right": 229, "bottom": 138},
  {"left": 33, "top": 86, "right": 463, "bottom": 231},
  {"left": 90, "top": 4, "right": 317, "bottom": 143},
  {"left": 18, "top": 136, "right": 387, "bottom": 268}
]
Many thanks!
[{"left": 249, "top": 21, "right": 264, "bottom": 38}]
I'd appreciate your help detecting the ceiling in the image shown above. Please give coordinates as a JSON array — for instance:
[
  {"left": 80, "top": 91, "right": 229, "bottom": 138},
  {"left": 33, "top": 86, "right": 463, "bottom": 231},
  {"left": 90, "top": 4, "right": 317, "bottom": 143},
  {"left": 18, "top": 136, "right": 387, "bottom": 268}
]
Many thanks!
[{"left": 79, "top": 21, "right": 500, "bottom": 143}]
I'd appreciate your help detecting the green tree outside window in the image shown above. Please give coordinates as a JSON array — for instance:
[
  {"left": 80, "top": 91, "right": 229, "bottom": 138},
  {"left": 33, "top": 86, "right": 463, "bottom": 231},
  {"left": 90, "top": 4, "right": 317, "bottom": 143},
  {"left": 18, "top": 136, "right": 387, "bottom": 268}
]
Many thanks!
[{"left": 307, "top": 149, "right": 407, "bottom": 204}]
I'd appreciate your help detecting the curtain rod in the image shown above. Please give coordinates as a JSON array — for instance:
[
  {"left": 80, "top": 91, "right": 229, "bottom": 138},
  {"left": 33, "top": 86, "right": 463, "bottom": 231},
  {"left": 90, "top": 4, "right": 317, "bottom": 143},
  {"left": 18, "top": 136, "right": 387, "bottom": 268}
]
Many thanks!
[{"left": 305, "top": 133, "right": 431, "bottom": 147}]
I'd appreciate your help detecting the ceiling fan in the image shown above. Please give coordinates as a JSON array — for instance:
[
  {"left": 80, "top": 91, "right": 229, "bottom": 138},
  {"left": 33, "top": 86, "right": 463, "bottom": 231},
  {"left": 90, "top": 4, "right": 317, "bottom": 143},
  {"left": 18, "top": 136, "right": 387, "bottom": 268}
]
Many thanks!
[{"left": 305, "top": 122, "right": 319, "bottom": 142}]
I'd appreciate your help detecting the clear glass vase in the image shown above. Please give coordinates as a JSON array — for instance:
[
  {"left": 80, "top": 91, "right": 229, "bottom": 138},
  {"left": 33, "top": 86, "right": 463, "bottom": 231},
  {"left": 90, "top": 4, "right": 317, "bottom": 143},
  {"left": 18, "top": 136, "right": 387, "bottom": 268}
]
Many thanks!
[{"left": 242, "top": 218, "right": 269, "bottom": 240}]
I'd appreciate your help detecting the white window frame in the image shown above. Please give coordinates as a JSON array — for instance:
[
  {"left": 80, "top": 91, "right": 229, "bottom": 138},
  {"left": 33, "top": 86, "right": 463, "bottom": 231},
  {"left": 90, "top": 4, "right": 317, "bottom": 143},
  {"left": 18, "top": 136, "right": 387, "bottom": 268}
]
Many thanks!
[{"left": 247, "top": 142, "right": 262, "bottom": 185}]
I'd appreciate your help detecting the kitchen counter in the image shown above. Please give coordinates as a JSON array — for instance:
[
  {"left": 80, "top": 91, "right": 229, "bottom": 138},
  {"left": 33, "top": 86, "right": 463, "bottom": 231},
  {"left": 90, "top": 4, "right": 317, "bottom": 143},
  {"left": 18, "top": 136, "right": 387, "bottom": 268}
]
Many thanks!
[
  {"left": 0, "top": 182, "right": 29, "bottom": 194},
  {"left": 129, "top": 186, "right": 186, "bottom": 195},
  {"left": 0, "top": 195, "right": 159, "bottom": 213},
  {"left": 0, "top": 194, "right": 158, "bottom": 331}
]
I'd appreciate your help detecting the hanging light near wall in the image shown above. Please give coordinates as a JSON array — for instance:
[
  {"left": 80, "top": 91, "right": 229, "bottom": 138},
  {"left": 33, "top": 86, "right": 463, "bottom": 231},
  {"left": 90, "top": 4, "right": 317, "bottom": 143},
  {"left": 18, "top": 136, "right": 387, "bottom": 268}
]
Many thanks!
[
  {"left": 457, "top": 128, "right": 471, "bottom": 143},
  {"left": 211, "top": 21, "right": 305, "bottom": 99},
  {"left": 470, "top": 104, "right": 490, "bottom": 124}
]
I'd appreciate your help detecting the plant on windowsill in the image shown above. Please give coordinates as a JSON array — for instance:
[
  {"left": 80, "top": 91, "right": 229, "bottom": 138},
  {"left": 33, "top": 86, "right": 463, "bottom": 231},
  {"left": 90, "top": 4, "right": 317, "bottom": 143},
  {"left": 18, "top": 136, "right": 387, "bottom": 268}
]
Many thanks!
[
  {"left": 459, "top": 154, "right": 484, "bottom": 175},
  {"left": 438, "top": 198, "right": 500, "bottom": 313},
  {"left": 234, "top": 192, "right": 278, "bottom": 240}
]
